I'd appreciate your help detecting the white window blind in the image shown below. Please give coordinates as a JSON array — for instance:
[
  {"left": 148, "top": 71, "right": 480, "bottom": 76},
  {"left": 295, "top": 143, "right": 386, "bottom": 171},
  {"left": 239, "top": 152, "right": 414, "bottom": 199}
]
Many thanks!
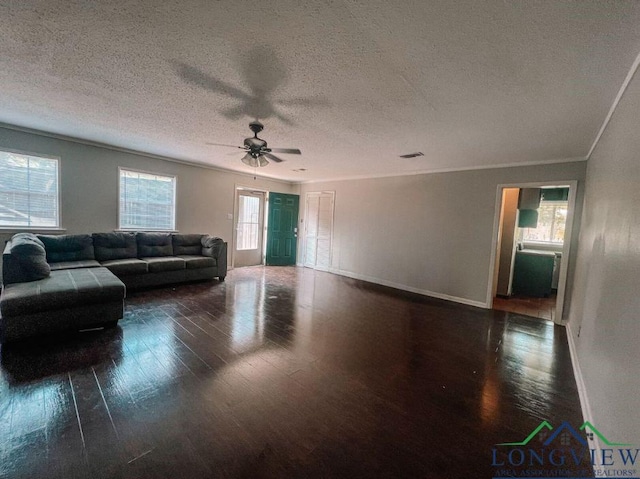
[
  {"left": 119, "top": 169, "right": 176, "bottom": 230},
  {"left": 0, "top": 150, "right": 59, "bottom": 228}
]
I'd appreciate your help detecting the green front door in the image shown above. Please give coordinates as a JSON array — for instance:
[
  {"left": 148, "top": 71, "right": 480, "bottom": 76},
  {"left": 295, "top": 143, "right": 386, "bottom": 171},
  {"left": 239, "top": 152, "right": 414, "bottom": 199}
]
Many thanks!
[{"left": 266, "top": 193, "right": 299, "bottom": 265}]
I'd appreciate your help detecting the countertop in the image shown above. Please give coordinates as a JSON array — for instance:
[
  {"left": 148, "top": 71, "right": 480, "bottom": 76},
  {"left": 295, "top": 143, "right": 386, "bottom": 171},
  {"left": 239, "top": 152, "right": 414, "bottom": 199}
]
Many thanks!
[{"left": 517, "top": 249, "right": 559, "bottom": 258}]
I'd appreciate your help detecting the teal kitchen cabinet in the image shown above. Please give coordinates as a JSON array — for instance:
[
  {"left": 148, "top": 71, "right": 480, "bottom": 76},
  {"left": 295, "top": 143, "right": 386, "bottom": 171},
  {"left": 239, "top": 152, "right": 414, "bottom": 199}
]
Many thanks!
[{"left": 512, "top": 250, "right": 555, "bottom": 297}]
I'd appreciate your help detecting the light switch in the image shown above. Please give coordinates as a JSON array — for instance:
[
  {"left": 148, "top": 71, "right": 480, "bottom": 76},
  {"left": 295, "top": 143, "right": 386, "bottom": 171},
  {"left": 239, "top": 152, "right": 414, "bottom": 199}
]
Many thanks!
[{"left": 227, "top": 213, "right": 233, "bottom": 220}]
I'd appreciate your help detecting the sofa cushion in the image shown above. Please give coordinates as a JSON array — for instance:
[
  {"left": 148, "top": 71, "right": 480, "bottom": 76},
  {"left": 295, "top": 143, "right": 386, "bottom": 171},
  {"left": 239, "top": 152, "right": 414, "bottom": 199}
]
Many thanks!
[
  {"left": 2, "top": 233, "right": 51, "bottom": 285},
  {"left": 0, "top": 267, "right": 124, "bottom": 317},
  {"left": 137, "top": 233, "right": 173, "bottom": 257},
  {"left": 100, "top": 258, "right": 149, "bottom": 276},
  {"left": 177, "top": 255, "right": 215, "bottom": 269},
  {"left": 93, "top": 232, "right": 137, "bottom": 261},
  {"left": 141, "top": 257, "right": 185, "bottom": 273},
  {"left": 201, "top": 236, "right": 224, "bottom": 258},
  {"left": 172, "top": 234, "right": 204, "bottom": 256},
  {"left": 38, "top": 234, "right": 95, "bottom": 263},
  {"left": 49, "top": 260, "right": 102, "bottom": 271}
]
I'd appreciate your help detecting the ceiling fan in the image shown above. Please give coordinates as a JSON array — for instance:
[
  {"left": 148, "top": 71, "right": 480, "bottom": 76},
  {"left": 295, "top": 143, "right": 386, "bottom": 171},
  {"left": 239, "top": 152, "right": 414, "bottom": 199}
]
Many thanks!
[{"left": 208, "top": 120, "right": 301, "bottom": 167}]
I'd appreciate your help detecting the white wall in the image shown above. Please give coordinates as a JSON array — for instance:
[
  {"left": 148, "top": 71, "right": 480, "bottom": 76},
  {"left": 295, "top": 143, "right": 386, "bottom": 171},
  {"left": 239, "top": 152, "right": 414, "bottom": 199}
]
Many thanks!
[
  {"left": 567, "top": 65, "right": 640, "bottom": 444},
  {"left": 299, "top": 162, "right": 585, "bottom": 307},
  {"left": 0, "top": 126, "right": 297, "bottom": 277}
]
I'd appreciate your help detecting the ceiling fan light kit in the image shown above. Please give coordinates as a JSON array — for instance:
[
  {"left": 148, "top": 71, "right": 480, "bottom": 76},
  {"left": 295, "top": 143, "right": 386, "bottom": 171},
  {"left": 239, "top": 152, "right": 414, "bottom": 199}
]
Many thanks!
[
  {"left": 241, "top": 152, "right": 269, "bottom": 168},
  {"left": 211, "top": 121, "right": 302, "bottom": 168}
]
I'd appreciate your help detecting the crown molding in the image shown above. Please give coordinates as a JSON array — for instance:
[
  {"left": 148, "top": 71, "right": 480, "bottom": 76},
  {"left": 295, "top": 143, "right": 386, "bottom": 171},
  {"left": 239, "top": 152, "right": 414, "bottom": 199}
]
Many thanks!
[
  {"left": 587, "top": 50, "right": 640, "bottom": 160},
  {"left": 296, "top": 156, "right": 587, "bottom": 185}
]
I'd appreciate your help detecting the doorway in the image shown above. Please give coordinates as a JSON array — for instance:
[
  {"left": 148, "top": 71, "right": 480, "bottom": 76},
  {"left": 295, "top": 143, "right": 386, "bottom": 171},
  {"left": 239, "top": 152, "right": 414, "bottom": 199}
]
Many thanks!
[
  {"left": 234, "top": 189, "right": 266, "bottom": 268},
  {"left": 488, "top": 182, "right": 578, "bottom": 324}
]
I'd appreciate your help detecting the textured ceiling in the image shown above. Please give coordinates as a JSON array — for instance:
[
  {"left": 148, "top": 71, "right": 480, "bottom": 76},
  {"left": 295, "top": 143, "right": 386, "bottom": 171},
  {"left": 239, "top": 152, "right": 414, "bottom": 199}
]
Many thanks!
[{"left": 2, "top": 1, "right": 640, "bottom": 182}]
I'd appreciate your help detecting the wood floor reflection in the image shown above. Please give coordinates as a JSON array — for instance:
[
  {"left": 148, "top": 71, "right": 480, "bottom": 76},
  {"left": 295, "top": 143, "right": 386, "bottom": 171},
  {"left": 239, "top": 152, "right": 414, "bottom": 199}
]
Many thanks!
[
  {"left": 0, "top": 266, "right": 589, "bottom": 478},
  {"left": 493, "top": 293, "right": 557, "bottom": 321}
]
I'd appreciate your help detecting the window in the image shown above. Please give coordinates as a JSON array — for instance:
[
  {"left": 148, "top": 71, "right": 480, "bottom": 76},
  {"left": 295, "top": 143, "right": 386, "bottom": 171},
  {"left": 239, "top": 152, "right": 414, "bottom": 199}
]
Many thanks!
[
  {"left": 119, "top": 168, "right": 176, "bottom": 230},
  {"left": 522, "top": 201, "right": 567, "bottom": 243},
  {"left": 0, "top": 150, "right": 59, "bottom": 228}
]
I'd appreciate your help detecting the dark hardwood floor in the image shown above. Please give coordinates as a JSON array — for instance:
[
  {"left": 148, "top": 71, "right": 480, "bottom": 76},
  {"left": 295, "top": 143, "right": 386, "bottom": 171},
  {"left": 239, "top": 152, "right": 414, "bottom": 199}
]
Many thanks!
[{"left": 0, "top": 266, "right": 589, "bottom": 478}]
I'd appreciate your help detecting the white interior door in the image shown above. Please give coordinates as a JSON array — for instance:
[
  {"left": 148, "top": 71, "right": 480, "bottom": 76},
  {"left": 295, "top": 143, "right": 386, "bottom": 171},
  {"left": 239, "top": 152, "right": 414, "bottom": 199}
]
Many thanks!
[
  {"left": 234, "top": 190, "right": 265, "bottom": 268},
  {"left": 304, "top": 191, "right": 334, "bottom": 270}
]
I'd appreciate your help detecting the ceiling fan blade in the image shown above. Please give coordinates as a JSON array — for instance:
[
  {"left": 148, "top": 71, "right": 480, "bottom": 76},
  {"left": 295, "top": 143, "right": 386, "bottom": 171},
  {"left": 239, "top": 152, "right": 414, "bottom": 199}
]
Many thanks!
[
  {"left": 172, "top": 61, "right": 251, "bottom": 100},
  {"left": 270, "top": 148, "right": 301, "bottom": 155},
  {"left": 276, "top": 97, "right": 330, "bottom": 107},
  {"left": 263, "top": 152, "right": 285, "bottom": 163},
  {"left": 206, "top": 142, "right": 243, "bottom": 149}
]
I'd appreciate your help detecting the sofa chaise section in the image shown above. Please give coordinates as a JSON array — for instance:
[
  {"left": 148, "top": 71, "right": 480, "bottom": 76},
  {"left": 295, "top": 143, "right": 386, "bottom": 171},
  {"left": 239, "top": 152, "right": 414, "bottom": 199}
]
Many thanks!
[
  {"left": 1, "top": 235, "right": 125, "bottom": 343},
  {"left": 0, "top": 268, "right": 125, "bottom": 343}
]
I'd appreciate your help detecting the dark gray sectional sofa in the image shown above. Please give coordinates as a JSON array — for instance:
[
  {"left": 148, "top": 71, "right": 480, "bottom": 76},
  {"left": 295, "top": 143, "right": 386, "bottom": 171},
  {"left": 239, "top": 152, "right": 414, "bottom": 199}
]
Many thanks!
[{"left": 0, "top": 232, "right": 227, "bottom": 343}]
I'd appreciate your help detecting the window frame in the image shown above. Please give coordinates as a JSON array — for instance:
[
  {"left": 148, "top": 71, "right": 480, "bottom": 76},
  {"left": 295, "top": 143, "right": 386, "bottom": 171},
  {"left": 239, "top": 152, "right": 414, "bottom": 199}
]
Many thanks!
[
  {"left": 0, "top": 147, "right": 62, "bottom": 231},
  {"left": 117, "top": 167, "right": 177, "bottom": 232}
]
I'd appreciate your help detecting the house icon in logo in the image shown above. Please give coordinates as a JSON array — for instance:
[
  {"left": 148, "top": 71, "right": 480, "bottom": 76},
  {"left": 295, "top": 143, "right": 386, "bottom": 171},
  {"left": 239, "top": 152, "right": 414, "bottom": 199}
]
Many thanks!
[{"left": 542, "top": 421, "right": 587, "bottom": 447}]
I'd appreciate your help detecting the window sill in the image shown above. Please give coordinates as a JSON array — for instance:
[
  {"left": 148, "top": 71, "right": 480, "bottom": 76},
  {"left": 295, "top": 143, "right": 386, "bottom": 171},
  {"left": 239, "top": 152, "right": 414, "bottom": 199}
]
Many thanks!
[
  {"left": 115, "top": 229, "right": 179, "bottom": 233},
  {"left": 521, "top": 241, "right": 564, "bottom": 254},
  {"left": 522, "top": 241, "right": 564, "bottom": 247},
  {"left": 0, "top": 227, "right": 67, "bottom": 234}
]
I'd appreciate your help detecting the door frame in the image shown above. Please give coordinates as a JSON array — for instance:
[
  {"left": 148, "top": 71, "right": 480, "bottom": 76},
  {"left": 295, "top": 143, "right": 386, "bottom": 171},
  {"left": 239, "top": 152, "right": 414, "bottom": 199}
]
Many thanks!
[
  {"left": 231, "top": 184, "right": 269, "bottom": 269},
  {"left": 486, "top": 180, "right": 578, "bottom": 324}
]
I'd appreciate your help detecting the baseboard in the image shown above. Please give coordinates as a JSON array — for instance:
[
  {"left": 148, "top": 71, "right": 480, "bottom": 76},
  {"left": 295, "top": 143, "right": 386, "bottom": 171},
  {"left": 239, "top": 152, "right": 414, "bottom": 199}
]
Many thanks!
[
  {"left": 296, "top": 262, "right": 328, "bottom": 271},
  {"left": 566, "top": 323, "right": 603, "bottom": 460},
  {"left": 328, "top": 267, "right": 487, "bottom": 309},
  {"left": 566, "top": 323, "right": 592, "bottom": 422}
]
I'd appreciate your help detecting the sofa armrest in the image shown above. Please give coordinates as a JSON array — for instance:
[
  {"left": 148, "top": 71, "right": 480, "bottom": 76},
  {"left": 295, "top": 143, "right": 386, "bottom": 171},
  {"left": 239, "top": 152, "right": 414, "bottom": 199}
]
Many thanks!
[
  {"left": 2, "top": 234, "right": 51, "bottom": 285},
  {"left": 215, "top": 242, "right": 227, "bottom": 279},
  {"left": 201, "top": 237, "right": 227, "bottom": 279}
]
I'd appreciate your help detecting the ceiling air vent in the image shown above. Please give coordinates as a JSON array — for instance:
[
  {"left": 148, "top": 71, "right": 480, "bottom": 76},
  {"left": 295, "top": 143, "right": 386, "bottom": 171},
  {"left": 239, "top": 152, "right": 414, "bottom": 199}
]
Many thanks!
[{"left": 399, "top": 152, "right": 424, "bottom": 159}]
